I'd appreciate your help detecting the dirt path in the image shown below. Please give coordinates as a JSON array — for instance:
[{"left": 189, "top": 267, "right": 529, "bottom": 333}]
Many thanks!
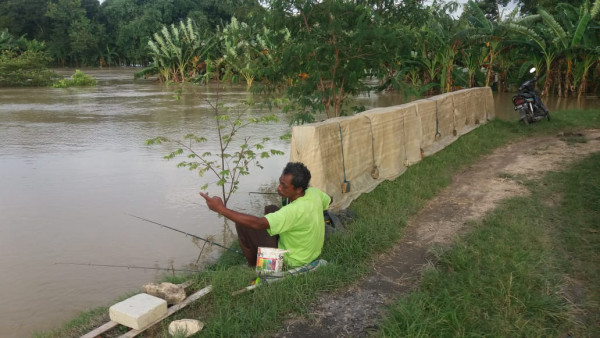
[{"left": 276, "top": 129, "right": 600, "bottom": 337}]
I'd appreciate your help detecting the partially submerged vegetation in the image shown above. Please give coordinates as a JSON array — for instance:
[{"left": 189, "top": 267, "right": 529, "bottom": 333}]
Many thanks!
[
  {"left": 36, "top": 108, "right": 600, "bottom": 337},
  {"left": 52, "top": 69, "right": 97, "bottom": 88},
  {"left": 0, "top": 50, "right": 59, "bottom": 87},
  {"left": 0, "top": 30, "right": 96, "bottom": 88}
]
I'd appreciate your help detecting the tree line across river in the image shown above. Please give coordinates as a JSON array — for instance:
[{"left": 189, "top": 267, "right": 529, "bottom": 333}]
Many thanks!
[{"left": 1, "top": 0, "right": 598, "bottom": 120}]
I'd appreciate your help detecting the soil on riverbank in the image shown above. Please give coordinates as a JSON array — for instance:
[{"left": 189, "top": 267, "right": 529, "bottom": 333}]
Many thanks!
[{"left": 275, "top": 129, "right": 600, "bottom": 337}]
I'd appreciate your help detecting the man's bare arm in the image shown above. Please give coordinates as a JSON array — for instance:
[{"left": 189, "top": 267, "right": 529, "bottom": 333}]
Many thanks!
[{"left": 199, "top": 192, "right": 270, "bottom": 230}]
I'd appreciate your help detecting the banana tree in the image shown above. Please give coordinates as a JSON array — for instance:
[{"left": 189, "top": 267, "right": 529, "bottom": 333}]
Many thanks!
[
  {"left": 538, "top": 8, "right": 574, "bottom": 96},
  {"left": 464, "top": 0, "right": 510, "bottom": 88},
  {"left": 220, "top": 18, "right": 258, "bottom": 87},
  {"left": 410, "top": 2, "right": 464, "bottom": 93},
  {"left": 575, "top": 46, "right": 599, "bottom": 98},
  {"left": 418, "top": 47, "right": 441, "bottom": 90},
  {"left": 536, "top": 1, "right": 598, "bottom": 97},
  {"left": 409, "top": 24, "right": 440, "bottom": 90},
  {"left": 416, "top": 23, "right": 457, "bottom": 93},
  {"left": 575, "top": 0, "right": 600, "bottom": 98},
  {"left": 148, "top": 18, "right": 212, "bottom": 83},
  {"left": 148, "top": 28, "right": 176, "bottom": 81},
  {"left": 505, "top": 14, "right": 559, "bottom": 96},
  {"left": 460, "top": 44, "right": 488, "bottom": 88}
]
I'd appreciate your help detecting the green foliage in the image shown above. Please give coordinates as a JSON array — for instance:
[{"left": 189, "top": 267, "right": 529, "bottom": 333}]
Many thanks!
[
  {"left": 146, "top": 65, "right": 284, "bottom": 205},
  {"left": 0, "top": 29, "right": 25, "bottom": 51},
  {"left": 133, "top": 65, "right": 159, "bottom": 79},
  {"left": 52, "top": 69, "right": 97, "bottom": 88},
  {"left": 219, "top": 17, "right": 291, "bottom": 88},
  {"left": 2, "top": 0, "right": 600, "bottom": 100},
  {"left": 147, "top": 18, "right": 213, "bottom": 83},
  {"left": 0, "top": 50, "right": 59, "bottom": 87},
  {"left": 2, "top": 0, "right": 600, "bottom": 110},
  {"left": 259, "top": 0, "right": 395, "bottom": 122},
  {"left": 509, "top": 1, "right": 600, "bottom": 97},
  {"left": 45, "top": 0, "right": 105, "bottom": 66},
  {"left": 99, "top": 0, "right": 247, "bottom": 66}
]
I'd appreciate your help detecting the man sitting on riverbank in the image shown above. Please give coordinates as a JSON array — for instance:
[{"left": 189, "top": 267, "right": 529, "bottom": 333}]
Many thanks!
[{"left": 199, "top": 162, "right": 331, "bottom": 267}]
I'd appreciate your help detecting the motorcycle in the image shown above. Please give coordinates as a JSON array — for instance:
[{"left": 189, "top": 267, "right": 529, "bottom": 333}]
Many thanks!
[{"left": 512, "top": 67, "right": 550, "bottom": 125}]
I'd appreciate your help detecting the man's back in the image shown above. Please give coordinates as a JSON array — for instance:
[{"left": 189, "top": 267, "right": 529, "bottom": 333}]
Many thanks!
[{"left": 265, "top": 187, "right": 330, "bottom": 267}]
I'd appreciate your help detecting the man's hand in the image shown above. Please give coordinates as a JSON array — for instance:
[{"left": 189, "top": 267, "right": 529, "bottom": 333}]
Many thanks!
[
  {"left": 199, "top": 192, "right": 225, "bottom": 213},
  {"left": 199, "top": 191, "right": 269, "bottom": 230}
]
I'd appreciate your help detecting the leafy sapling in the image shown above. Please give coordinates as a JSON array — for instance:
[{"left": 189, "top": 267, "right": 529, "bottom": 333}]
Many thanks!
[{"left": 146, "top": 80, "right": 284, "bottom": 207}]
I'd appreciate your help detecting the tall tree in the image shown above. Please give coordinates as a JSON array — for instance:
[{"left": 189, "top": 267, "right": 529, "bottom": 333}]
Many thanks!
[
  {"left": 100, "top": 0, "right": 166, "bottom": 65},
  {"left": 473, "top": 0, "right": 511, "bottom": 21},
  {"left": 0, "top": 0, "right": 51, "bottom": 40},
  {"left": 517, "top": 0, "right": 583, "bottom": 15},
  {"left": 46, "top": 0, "right": 86, "bottom": 65},
  {"left": 261, "top": 0, "right": 394, "bottom": 121},
  {"left": 46, "top": 0, "right": 103, "bottom": 65}
]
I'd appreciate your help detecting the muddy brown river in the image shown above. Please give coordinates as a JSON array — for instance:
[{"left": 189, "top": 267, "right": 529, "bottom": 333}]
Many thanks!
[{"left": 0, "top": 68, "right": 597, "bottom": 337}]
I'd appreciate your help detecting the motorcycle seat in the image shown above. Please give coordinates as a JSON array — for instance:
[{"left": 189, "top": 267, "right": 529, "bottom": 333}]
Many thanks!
[{"left": 518, "top": 92, "right": 535, "bottom": 98}]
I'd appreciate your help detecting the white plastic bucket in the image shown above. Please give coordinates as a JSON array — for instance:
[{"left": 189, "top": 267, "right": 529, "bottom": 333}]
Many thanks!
[{"left": 256, "top": 247, "right": 288, "bottom": 275}]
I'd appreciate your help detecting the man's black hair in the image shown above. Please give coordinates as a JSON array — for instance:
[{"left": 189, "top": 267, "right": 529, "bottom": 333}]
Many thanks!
[{"left": 282, "top": 162, "right": 311, "bottom": 191}]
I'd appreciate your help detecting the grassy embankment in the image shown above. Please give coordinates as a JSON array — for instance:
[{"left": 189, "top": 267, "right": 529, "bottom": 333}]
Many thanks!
[
  {"left": 38, "top": 109, "right": 600, "bottom": 337},
  {"left": 378, "top": 122, "right": 600, "bottom": 336}
]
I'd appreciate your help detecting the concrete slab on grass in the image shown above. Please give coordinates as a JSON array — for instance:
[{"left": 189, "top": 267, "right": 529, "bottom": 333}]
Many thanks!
[{"left": 109, "top": 293, "right": 167, "bottom": 330}]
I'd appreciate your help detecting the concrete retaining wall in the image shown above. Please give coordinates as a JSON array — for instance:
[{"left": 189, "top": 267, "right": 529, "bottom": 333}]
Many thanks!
[{"left": 289, "top": 87, "right": 495, "bottom": 210}]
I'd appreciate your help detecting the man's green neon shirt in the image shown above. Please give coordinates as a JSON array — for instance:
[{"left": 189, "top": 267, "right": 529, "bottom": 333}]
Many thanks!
[{"left": 265, "top": 187, "right": 331, "bottom": 267}]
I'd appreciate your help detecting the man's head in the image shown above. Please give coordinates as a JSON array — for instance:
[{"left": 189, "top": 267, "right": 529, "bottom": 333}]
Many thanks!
[{"left": 277, "top": 162, "right": 311, "bottom": 200}]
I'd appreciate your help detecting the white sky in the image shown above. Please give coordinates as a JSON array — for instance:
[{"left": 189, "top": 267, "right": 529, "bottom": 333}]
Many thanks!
[{"left": 423, "top": 0, "right": 519, "bottom": 18}]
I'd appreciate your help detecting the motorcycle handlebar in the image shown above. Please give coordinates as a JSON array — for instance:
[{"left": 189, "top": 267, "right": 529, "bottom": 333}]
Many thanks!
[{"left": 518, "top": 76, "right": 538, "bottom": 91}]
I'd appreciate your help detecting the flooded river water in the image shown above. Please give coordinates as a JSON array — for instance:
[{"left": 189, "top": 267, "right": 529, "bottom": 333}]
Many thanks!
[{"left": 0, "top": 68, "right": 597, "bottom": 337}]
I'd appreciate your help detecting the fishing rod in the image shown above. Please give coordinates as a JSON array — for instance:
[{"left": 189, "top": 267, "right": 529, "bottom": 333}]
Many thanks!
[
  {"left": 127, "top": 213, "right": 243, "bottom": 256},
  {"left": 55, "top": 262, "right": 199, "bottom": 273}
]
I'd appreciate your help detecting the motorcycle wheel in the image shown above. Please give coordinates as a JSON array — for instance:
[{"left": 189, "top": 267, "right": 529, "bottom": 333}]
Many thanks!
[
  {"left": 519, "top": 109, "right": 529, "bottom": 125},
  {"left": 520, "top": 116, "right": 529, "bottom": 125}
]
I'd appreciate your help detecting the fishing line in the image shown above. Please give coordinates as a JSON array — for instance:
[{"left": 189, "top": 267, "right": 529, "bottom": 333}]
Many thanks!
[
  {"left": 55, "top": 262, "right": 199, "bottom": 273},
  {"left": 127, "top": 213, "right": 243, "bottom": 256}
]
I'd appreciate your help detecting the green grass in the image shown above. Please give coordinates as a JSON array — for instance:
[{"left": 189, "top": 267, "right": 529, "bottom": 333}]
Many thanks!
[
  {"left": 41, "top": 108, "right": 600, "bottom": 337},
  {"left": 377, "top": 138, "right": 600, "bottom": 336}
]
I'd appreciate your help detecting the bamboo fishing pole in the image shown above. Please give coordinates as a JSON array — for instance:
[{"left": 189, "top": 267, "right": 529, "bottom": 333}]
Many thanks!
[{"left": 127, "top": 213, "right": 243, "bottom": 256}]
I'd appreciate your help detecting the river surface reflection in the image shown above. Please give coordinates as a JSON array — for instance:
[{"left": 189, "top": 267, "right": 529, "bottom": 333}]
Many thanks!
[{"left": 0, "top": 68, "right": 597, "bottom": 337}]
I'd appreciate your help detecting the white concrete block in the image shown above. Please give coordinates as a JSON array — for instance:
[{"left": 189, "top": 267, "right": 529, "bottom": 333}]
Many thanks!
[{"left": 109, "top": 293, "right": 168, "bottom": 330}]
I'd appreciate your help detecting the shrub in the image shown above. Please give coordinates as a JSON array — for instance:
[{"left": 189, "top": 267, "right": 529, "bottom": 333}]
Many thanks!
[
  {"left": 0, "top": 50, "right": 60, "bottom": 87},
  {"left": 53, "top": 69, "right": 97, "bottom": 88}
]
